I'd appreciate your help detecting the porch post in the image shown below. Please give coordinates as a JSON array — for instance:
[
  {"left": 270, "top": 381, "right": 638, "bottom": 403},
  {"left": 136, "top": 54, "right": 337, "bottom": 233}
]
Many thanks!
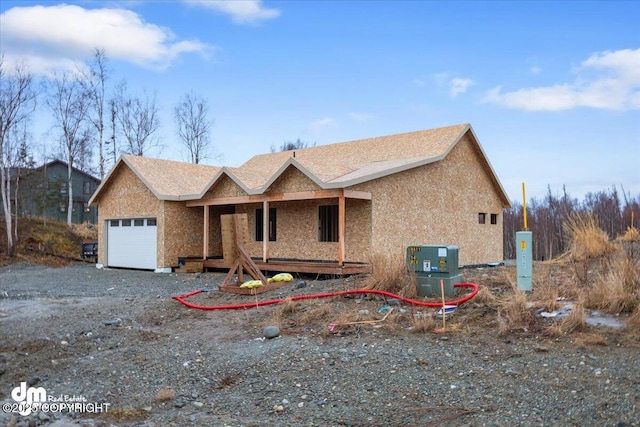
[
  {"left": 338, "top": 190, "right": 345, "bottom": 266},
  {"left": 263, "top": 200, "right": 269, "bottom": 262},
  {"left": 203, "top": 205, "right": 209, "bottom": 259}
]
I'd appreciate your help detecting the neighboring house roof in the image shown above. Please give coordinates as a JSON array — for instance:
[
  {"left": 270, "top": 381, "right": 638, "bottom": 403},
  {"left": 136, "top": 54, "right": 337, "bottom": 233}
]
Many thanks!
[
  {"left": 12, "top": 159, "right": 100, "bottom": 182},
  {"left": 89, "top": 123, "right": 511, "bottom": 207},
  {"left": 88, "top": 155, "right": 221, "bottom": 204}
]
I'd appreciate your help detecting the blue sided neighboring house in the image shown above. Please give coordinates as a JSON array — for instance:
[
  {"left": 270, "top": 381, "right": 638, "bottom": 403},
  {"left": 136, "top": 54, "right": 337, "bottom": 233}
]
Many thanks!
[{"left": 14, "top": 160, "right": 101, "bottom": 224}]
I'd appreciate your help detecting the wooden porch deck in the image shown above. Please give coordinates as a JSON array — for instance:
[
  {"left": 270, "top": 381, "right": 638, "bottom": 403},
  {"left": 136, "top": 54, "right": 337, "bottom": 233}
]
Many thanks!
[{"left": 201, "top": 258, "right": 371, "bottom": 275}]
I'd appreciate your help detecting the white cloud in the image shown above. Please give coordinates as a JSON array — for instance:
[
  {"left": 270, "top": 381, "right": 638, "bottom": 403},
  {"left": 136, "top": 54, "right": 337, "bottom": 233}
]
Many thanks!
[
  {"left": 184, "top": 0, "right": 280, "bottom": 24},
  {"left": 309, "top": 118, "right": 336, "bottom": 133},
  {"left": 427, "top": 73, "right": 474, "bottom": 98},
  {"left": 348, "top": 112, "right": 372, "bottom": 122},
  {"left": 484, "top": 48, "right": 640, "bottom": 111},
  {"left": 0, "top": 4, "right": 209, "bottom": 75},
  {"left": 449, "top": 78, "right": 475, "bottom": 98}
]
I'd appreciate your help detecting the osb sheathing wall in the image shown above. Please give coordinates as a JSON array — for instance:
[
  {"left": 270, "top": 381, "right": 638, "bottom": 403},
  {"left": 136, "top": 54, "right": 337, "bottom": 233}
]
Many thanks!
[
  {"left": 94, "top": 166, "right": 162, "bottom": 267},
  {"left": 202, "top": 174, "right": 247, "bottom": 199},
  {"left": 206, "top": 206, "right": 235, "bottom": 257},
  {"left": 351, "top": 133, "right": 504, "bottom": 266},
  {"left": 269, "top": 167, "right": 371, "bottom": 262},
  {"left": 161, "top": 201, "right": 203, "bottom": 267},
  {"left": 217, "top": 166, "right": 373, "bottom": 262},
  {"left": 236, "top": 198, "right": 371, "bottom": 262},
  {"left": 200, "top": 176, "right": 245, "bottom": 258}
]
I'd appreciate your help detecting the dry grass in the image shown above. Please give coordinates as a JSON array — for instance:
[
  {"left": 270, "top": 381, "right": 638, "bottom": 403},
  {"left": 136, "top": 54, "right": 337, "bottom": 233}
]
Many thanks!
[
  {"left": 272, "top": 298, "right": 336, "bottom": 330},
  {"left": 154, "top": 388, "right": 176, "bottom": 402},
  {"left": 69, "top": 221, "right": 98, "bottom": 241},
  {"left": 585, "top": 256, "right": 639, "bottom": 314},
  {"left": 564, "top": 214, "right": 617, "bottom": 261},
  {"left": 564, "top": 213, "right": 617, "bottom": 286},
  {"left": 494, "top": 280, "right": 532, "bottom": 335},
  {"left": 216, "top": 373, "right": 240, "bottom": 389},
  {"left": 533, "top": 268, "right": 560, "bottom": 312},
  {"left": 628, "top": 306, "right": 640, "bottom": 331},
  {"left": 101, "top": 408, "right": 149, "bottom": 423},
  {"left": 364, "top": 251, "right": 416, "bottom": 298},
  {"left": 0, "top": 216, "right": 91, "bottom": 263},
  {"left": 618, "top": 226, "right": 640, "bottom": 259},
  {"left": 545, "top": 300, "right": 586, "bottom": 337},
  {"left": 409, "top": 311, "right": 437, "bottom": 333},
  {"left": 473, "top": 286, "right": 498, "bottom": 305},
  {"left": 573, "top": 332, "right": 608, "bottom": 347}
]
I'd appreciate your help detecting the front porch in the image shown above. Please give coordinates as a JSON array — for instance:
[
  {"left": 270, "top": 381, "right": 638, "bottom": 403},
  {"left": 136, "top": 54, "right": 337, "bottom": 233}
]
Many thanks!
[
  {"left": 201, "top": 257, "right": 372, "bottom": 275},
  {"left": 185, "top": 188, "right": 373, "bottom": 275}
]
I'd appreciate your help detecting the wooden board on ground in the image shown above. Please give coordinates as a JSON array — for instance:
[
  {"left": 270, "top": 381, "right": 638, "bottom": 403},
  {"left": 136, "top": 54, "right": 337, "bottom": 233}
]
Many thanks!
[{"left": 221, "top": 213, "right": 249, "bottom": 266}]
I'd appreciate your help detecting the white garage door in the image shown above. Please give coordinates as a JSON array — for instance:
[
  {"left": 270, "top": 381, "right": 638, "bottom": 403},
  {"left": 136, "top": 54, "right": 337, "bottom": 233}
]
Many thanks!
[{"left": 107, "top": 218, "right": 157, "bottom": 270}]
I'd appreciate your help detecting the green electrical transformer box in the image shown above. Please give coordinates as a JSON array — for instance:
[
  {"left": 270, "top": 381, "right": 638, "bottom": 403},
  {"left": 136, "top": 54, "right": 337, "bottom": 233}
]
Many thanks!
[{"left": 407, "top": 245, "right": 464, "bottom": 297}]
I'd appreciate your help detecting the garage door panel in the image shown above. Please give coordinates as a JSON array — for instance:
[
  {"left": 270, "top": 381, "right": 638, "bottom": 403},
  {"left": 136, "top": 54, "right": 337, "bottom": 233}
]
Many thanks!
[{"left": 107, "top": 218, "right": 157, "bottom": 269}]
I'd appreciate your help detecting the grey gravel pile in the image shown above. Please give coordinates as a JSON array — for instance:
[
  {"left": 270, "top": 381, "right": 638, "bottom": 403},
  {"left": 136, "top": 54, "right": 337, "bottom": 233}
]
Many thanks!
[{"left": 0, "top": 262, "right": 638, "bottom": 427}]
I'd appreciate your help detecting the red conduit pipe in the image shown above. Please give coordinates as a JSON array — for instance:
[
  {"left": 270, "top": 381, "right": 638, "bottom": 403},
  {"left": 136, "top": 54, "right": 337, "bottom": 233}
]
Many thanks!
[{"left": 172, "top": 282, "right": 479, "bottom": 311}]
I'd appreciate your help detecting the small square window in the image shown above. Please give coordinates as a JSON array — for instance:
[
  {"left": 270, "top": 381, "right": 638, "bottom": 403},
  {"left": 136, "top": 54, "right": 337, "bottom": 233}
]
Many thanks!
[
  {"left": 147, "top": 218, "right": 157, "bottom": 226},
  {"left": 83, "top": 181, "right": 92, "bottom": 195},
  {"left": 122, "top": 219, "right": 131, "bottom": 226},
  {"left": 490, "top": 214, "right": 498, "bottom": 225},
  {"left": 110, "top": 220, "right": 119, "bottom": 227},
  {"left": 59, "top": 204, "right": 66, "bottom": 212},
  {"left": 478, "top": 213, "right": 486, "bottom": 224},
  {"left": 134, "top": 219, "right": 144, "bottom": 226}
]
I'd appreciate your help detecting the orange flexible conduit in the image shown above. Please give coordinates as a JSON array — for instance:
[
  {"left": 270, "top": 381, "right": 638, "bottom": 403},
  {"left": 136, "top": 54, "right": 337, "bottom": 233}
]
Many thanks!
[{"left": 172, "top": 282, "right": 479, "bottom": 310}]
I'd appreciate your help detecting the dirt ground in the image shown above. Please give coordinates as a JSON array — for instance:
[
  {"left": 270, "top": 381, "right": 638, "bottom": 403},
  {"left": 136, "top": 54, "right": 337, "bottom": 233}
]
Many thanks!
[{"left": 0, "top": 261, "right": 638, "bottom": 427}]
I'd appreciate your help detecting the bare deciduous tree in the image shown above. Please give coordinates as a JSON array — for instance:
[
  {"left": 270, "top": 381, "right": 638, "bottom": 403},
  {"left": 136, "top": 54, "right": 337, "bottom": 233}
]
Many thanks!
[
  {"left": 0, "top": 56, "right": 36, "bottom": 256},
  {"left": 46, "top": 70, "right": 91, "bottom": 225},
  {"left": 113, "top": 82, "right": 160, "bottom": 156},
  {"left": 174, "top": 91, "right": 214, "bottom": 164},
  {"left": 503, "top": 185, "right": 639, "bottom": 261},
  {"left": 270, "top": 138, "right": 315, "bottom": 153},
  {"left": 79, "top": 48, "right": 110, "bottom": 178}
]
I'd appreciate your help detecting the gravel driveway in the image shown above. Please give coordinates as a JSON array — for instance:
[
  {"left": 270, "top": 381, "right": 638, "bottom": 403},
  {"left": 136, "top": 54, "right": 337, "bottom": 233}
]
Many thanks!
[{"left": 0, "top": 262, "right": 638, "bottom": 427}]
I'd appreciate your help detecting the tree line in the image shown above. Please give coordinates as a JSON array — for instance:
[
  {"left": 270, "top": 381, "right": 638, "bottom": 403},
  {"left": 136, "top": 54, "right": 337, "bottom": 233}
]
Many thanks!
[
  {"left": 503, "top": 185, "right": 640, "bottom": 260},
  {"left": 0, "top": 49, "right": 215, "bottom": 256}
]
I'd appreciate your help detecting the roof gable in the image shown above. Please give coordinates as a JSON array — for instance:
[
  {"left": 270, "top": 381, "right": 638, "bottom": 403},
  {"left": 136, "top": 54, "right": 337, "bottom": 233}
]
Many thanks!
[{"left": 89, "top": 155, "right": 220, "bottom": 205}]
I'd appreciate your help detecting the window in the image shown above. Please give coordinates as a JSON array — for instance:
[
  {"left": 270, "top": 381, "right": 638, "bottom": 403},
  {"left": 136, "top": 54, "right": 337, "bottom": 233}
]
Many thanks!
[
  {"left": 255, "top": 208, "right": 277, "bottom": 241},
  {"left": 60, "top": 182, "right": 67, "bottom": 194},
  {"left": 490, "top": 214, "right": 498, "bottom": 225},
  {"left": 134, "top": 219, "right": 144, "bottom": 226},
  {"left": 59, "top": 204, "right": 66, "bottom": 213},
  {"left": 122, "top": 219, "right": 131, "bottom": 226},
  {"left": 110, "top": 220, "right": 119, "bottom": 227},
  {"left": 147, "top": 218, "right": 157, "bottom": 226},
  {"left": 83, "top": 181, "right": 92, "bottom": 195},
  {"left": 478, "top": 213, "right": 486, "bottom": 224},
  {"left": 319, "top": 205, "right": 339, "bottom": 242}
]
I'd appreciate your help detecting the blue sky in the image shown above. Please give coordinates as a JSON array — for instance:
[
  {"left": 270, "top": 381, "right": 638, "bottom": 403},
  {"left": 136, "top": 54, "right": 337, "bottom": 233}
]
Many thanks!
[{"left": 1, "top": 0, "right": 638, "bottom": 203}]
